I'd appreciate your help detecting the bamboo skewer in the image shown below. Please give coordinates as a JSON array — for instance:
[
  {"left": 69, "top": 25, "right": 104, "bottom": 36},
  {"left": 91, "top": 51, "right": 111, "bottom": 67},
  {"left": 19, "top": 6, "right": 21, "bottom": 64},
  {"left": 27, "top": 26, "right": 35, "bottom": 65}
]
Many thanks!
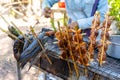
[
  {"left": 11, "top": 8, "right": 24, "bottom": 16},
  {"left": 50, "top": 11, "right": 56, "bottom": 32},
  {"left": 99, "top": 13, "right": 109, "bottom": 66},
  {"left": 63, "top": 13, "right": 78, "bottom": 76},
  {"left": 11, "top": 21, "right": 31, "bottom": 43},
  {"left": 90, "top": 12, "right": 100, "bottom": 62},
  {"left": 0, "top": 6, "right": 12, "bottom": 16},
  {"left": 0, "top": 15, "right": 27, "bottom": 41},
  {"left": 107, "top": 40, "right": 120, "bottom": 46},
  {"left": 75, "top": 29, "right": 84, "bottom": 66},
  {"left": 88, "top": 12, "right": 98, "bottom": 61},
  {"left": 75, "top": 29, "right": 88, "bottom": 77},
  {"left": 65, "top": 25, "right": 79, "bottom": 77},
  {"left": 3, "top": 1, "right": 28, "bottom": 7},
  {"left": 0, "top": 15, "right": 31, "bottom": 43},
  {"left": 57, "top": 21, "right": 62, "bottom": 37},
  {"left": 30, "top": 26, "right": 52, "bottom": 64},
  {"left": 109, "top": 41, "right": 120, "bottom": 46},
  {"left": 63, "top": 13, "right": 67, "bottom": 26},
  {"left": 0, "top": 27, "right": 23, "bottom": 43},
  {"left": 57, "top": 21, "right": 72, "bottom": 75},
  {"left": 0, "top": 15, "right": 10, "bottom": 25}
]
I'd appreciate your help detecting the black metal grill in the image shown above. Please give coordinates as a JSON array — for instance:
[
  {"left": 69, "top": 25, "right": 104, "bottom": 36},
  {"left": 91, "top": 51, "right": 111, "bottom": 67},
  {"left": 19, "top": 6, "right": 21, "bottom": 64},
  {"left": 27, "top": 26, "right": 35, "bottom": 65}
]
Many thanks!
[{"left": 42, "top": 38, "right": 120, "bottom": 80}]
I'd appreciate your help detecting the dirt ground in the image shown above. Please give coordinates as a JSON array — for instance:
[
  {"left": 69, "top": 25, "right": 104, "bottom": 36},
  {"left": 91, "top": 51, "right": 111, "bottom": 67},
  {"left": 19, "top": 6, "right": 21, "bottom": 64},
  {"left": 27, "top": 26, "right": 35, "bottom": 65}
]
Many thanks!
[
  {"left": 0, "top": 20, "right": 46, "bottom": 80},
  {"left": 0, "top": 14, "right": 52, "bottom": 80},
  {"left": 0, "top": 1, "right": 64, "bottom": 79},
  {"left": 0, "top": 12, "right": 63, "bottom": 80}
]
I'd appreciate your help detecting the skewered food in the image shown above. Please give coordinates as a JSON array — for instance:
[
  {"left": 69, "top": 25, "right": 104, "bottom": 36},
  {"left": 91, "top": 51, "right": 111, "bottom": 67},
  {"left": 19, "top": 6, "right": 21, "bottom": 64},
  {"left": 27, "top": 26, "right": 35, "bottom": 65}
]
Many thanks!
[
  {"left": 12, "top": 28, "right": 54, "bottom": 69},
  {"left": 88, "top": 12, "right": 100, "bottom": 61},
  {"left": 97, "top": 13, "right": 113, "bottom": 66}
]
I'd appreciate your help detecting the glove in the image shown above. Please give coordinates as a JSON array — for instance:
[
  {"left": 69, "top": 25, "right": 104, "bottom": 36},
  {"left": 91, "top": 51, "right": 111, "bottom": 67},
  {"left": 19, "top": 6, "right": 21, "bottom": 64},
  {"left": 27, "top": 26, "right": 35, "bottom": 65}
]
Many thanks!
[
  {"left": 43, "top": 7, "right": 52, "bottom": 18},
  {"left": 68, "top": 21, "right": 79, "bottom": 29}
]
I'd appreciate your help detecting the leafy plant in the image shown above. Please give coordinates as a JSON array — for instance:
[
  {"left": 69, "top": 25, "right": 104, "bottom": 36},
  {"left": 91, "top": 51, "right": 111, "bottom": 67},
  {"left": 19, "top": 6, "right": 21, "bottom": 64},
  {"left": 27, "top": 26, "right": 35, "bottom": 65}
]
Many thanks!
[
  {"left": 108, "top": 0, "right": 120, "bottom": 21},
  {"left": 108, "top": 0, "right": 120, "bottom": 30}
]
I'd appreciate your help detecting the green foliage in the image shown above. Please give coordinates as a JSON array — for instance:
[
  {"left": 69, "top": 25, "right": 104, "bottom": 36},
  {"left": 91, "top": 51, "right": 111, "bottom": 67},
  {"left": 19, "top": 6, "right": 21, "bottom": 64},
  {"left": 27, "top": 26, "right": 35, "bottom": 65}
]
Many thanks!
[
  {"left": 108, "top": 0, "right": 120, "bottom": 30},
  {"left": 108, "top": 0, "right": 120, "bottom": 21}
]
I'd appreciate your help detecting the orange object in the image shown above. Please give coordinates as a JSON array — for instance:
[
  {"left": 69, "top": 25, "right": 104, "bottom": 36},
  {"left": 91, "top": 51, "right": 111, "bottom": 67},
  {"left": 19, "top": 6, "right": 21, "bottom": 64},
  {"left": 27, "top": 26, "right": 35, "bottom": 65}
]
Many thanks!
[{"left": 58, "top": 2, "right": 65, "bottom": 8}]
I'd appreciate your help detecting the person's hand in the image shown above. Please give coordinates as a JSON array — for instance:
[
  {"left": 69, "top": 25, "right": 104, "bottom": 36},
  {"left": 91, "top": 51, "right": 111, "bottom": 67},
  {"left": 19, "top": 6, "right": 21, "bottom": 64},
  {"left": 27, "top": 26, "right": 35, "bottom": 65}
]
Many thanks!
[
  {"left": 43, "top": 7, "right": 52, "bottom": 18},
  {"left": 68, "top": 21, "right": 78, "bottom": 29}
]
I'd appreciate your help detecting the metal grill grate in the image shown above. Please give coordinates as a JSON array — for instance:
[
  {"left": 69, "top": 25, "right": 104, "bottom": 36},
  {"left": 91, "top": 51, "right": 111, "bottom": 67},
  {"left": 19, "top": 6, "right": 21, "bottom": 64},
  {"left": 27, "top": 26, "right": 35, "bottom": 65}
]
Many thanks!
[{"left": 44, "top": 38, "right": 120, "bottom": 80}]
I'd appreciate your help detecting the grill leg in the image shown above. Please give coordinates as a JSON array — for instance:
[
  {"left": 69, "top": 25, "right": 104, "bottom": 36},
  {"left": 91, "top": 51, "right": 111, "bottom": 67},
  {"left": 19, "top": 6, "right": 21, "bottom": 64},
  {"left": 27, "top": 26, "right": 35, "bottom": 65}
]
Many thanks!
[{"left": 16, "top": 62, "right": 21, "bottom": 80}]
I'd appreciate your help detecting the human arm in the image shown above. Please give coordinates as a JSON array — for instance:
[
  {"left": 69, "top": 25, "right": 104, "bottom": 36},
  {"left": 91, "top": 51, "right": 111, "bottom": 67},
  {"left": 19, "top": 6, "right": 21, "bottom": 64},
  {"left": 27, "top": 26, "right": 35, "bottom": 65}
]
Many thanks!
[
  {"left": 77, "top": 0, "right": 108, "bottom": 29},
  {"left": 42, "top": 0, "right": 60, "bottom": 9}
]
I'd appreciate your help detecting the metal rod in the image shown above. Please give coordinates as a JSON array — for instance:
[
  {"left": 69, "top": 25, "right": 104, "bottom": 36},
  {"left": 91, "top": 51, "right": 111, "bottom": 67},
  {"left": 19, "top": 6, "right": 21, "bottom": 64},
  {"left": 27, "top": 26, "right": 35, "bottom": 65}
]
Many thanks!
[{"left": 16, "top": 62, "right": 21, "bottom": 80}]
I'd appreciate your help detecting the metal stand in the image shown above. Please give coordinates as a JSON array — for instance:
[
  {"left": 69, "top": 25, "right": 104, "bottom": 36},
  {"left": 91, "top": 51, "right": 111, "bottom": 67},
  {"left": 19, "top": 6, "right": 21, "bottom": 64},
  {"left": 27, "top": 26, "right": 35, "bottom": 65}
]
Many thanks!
[{"left": 16, "top": 62, "right": 21, "bottom": 80}]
